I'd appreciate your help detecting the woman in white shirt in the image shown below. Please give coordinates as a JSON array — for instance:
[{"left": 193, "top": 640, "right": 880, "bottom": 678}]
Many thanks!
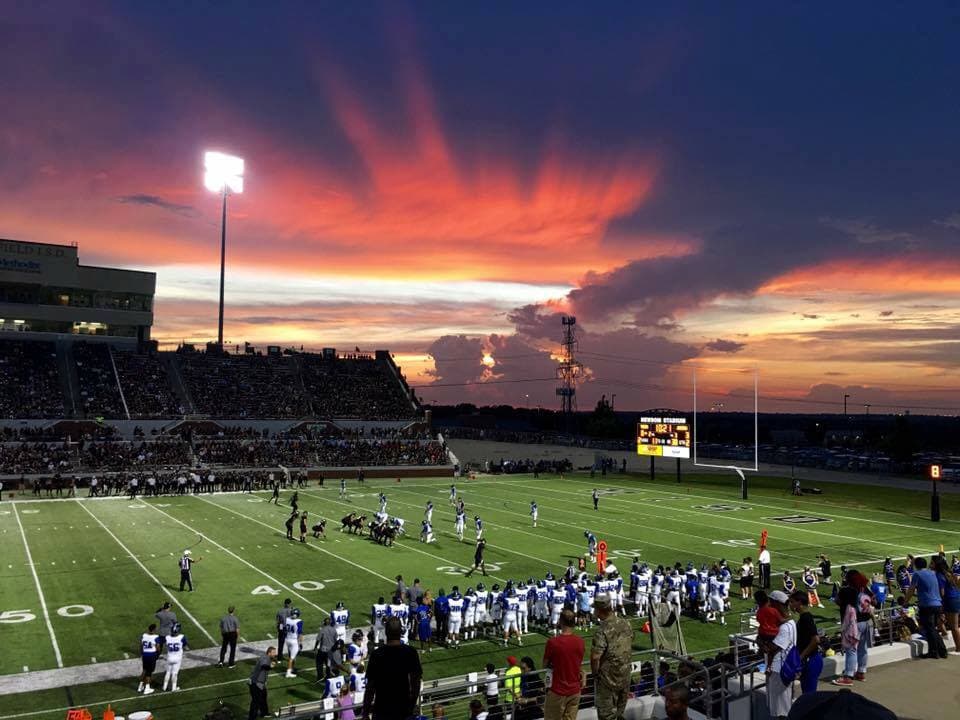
[{"left": 765, "top": 592, "right": 796, "bottom": 720}]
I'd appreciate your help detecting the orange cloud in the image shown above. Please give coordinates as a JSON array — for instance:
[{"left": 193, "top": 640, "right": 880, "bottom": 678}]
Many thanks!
[{"left": 760, "top": 257, "right": 960, "bottom": 295}]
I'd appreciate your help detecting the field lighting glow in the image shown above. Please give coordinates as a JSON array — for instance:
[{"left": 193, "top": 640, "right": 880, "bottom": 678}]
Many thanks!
[{"left": 204, "top": 151, "right": 244, "bottom": 194}]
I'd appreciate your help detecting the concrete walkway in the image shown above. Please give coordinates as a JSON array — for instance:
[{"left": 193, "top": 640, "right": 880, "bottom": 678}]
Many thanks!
[
  {"left": 818, "top": 653, "right": 960, "bottom": 720},
  {"left": 0, "top": 635, "right": 299, "bottom": 697}
]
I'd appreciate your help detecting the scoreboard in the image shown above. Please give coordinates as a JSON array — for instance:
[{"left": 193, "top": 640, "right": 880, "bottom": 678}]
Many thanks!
[{"left": 637, "top": 415, "right": 690, "bottom": 458}]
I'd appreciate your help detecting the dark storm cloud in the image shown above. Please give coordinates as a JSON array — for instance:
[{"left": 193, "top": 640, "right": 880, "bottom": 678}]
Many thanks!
[
  {"left": 117, "top": 194, "right": 198, "bottom": 217},
  {"left": 424, "top": 335, "right": 486, "bottom": 386},
  {"left": 568, "top": 223, "right": 859, "bottom": 326},
  {"left": 704, "top": 339, "right": 745, "bottom": 353}
]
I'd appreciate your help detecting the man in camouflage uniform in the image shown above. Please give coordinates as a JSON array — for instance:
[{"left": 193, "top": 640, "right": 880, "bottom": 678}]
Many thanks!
[{"left": 590, "top": 593, "right": 634, "bottom": 720}]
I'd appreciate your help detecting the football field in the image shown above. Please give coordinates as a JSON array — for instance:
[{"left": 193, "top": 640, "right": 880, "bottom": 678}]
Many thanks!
[{"left": 1, "top": 470, "right": 957, "bottom": 719}]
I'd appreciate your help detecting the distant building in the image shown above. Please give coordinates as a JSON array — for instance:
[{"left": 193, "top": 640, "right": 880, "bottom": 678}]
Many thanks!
[{"left": 0, "top": 238, "right": 155, "bottom": 342}]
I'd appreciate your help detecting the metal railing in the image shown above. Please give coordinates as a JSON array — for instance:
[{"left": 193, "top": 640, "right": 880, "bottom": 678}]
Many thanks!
[{"left": 274, "top": 647, "right": 725, "bottom": 720}]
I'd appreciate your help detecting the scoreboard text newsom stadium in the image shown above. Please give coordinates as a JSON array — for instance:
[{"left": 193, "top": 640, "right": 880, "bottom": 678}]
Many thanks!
[{"left": 636, "top": 416, "right": 690, "bottom": 458}]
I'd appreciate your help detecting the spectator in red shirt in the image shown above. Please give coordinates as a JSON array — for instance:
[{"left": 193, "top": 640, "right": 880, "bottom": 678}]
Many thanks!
[
  {"left": 755, "top": 590, "right": 783, "bottom": 651},
  {"left": 542, "top": 608, "right": 585, "bottom": 720}
]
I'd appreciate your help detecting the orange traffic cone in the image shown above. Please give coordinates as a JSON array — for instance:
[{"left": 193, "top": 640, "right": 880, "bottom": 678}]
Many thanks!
[{"left": 103, "top": 705, "right": 115, "bottom": 720}]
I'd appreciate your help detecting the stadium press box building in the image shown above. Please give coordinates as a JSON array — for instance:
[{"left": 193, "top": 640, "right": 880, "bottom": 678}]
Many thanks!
[{"left": 0, "top": 238, "right": 155, "bottom": 343}]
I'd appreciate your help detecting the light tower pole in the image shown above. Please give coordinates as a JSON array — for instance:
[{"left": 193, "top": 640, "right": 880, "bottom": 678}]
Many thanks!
[{"left": 204, "top": 151, "right": 245, "bottom": 349}]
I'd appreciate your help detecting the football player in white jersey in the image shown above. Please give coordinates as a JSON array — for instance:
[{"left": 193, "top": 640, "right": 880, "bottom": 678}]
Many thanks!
[
  {"left": 350, "top": 662, "right": 367, "bottom": 705},
  {"left": 665, "top": 570, "right": 683, "bottom": 618},
  {"left": 463, "top": 588, "right": 476, "bottom": 639},
  {"left": 284, "top": 608, "right": 303, "bottom": 677},
  {"left": 708, "top": 572, "right": 726, "bottom": 624},
  {"left": 489, "top": 584, "right": 503, "bottom": 630},
  {"left": 449, "top": 484, "right": 457, "bottom": 505},
  {"left": 332, "top": 601, "right": 350, "bottom": 643},
  {"left": 347, "top": 629, "right": 367, "bottom": 668},
  {"left": 387, "top": 596, "right": 409, "bottom": 643},
  {"left": 138, "top": 623, "right": 160, "bottom": 695},
  {"left": 474, "top": 515, "right": 484, "bottom": 541},
  {"left": 447, "top": 586, "right": 465, "bottom": 647},
  {"left": 392, "top": 516, "right": 405, "bottom": 537},
  {"left": 530, "top": 500, "right": 538, "bottom": 528},
  {"left": 501, "top": 588, "right": 523, "bottom": 646},
  {"left": 424, "top": 501, "right": 433, "bottom": 524},
  {"left": 378, "top": 492, "right": 388, "bottom": 513},
  {"left": 324, "top": 671, "right": 346, "bottom": 699},
  {"left": 534, "top": 581, "right": 549, "bottom": 627},
  {"left": 455, "top": 507, "right": 466, "bottom": 541},
  {"left": 651, "top": 566, "right": 665, "bottom": 608},
  {"left": 550, "top": 585, "right": 566, "bottom": 634},
  {"left": 516, "top": 580, "right": 530, "bottom": 633},
  {"left": 371, "top": 596, "right": 388, "bottom": 645},
  {"left": 162, "top": 622, "right": 187, "bottom": 692},
  {"left": 474, "top": 583, "right": 489, "bottom": 634}
]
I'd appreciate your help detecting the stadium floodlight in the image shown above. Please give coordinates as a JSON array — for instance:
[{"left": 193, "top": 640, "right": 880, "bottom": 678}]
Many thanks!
[{"left": 203, "top": 151, "right": 244, "bottom": 349}]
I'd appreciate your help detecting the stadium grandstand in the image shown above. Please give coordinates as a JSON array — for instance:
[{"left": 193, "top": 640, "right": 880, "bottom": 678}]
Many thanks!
[{"left": 0, "top": 239, "right": 443, "bottom": 494}]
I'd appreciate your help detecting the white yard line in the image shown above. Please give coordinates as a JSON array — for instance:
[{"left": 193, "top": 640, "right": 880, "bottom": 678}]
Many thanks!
[
  {"left": 144, "top": 501, "right": 329, "bottom": 616},
  {"left": 302, "top": 489, "right": 562, "bottom": 568},
  {"left": 74, "top": 500, "right": 216, "bottom": 645},
  {"left": 389, "top": 482, "right": 732, "bottom": 563},
  {"left": 521, "top": 475, "right": 936, "bottom": 555},
  {"left": 193, "top": 495, "right": 395, "bottom": 583},
  {"left": 299, "top": 491, "right": 514, "bottom": 580},
  {"left": 559, "top": 473, "right": 960, "bottom": 538},
  {"left": 11, "top": 505, "right": 62, "bottom": 668}
]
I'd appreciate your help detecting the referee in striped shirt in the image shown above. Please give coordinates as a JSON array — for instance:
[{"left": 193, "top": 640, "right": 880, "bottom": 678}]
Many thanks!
[{"left": 179, "top": 550, "right": 200, "bottom": 591}]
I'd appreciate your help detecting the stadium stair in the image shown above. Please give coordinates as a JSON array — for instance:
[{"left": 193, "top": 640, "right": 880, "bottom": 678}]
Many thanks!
[
  {"left": 56, "top": 340, "right": 81, "bottom": 417},
  {"left": 164, "top": 354, "right": 196, "bottom": 414}
]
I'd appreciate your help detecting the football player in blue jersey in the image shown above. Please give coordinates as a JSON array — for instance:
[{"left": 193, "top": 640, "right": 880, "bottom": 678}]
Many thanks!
[
  {"left": 584, "top": 531, "right": 597, "bottom": 562},
  {"left": 416, "top": 594, "right": 433, "bottom": 652}
]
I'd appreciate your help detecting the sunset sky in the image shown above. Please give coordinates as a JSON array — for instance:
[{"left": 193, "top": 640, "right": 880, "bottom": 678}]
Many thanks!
[{"left": 3, "top": 3, "right": 959, "bottom": 413}]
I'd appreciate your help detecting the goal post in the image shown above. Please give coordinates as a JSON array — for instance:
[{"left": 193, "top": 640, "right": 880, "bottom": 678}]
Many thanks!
[{"left": 692, "top": 366, "right": 759, "bottom": 500}]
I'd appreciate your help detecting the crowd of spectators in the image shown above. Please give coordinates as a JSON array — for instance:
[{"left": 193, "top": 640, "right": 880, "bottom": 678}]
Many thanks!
[
  {"left": 112, "top": 348, "right": 184, "bottom": 418},
  {"left": 299, "top": 355, "right": 416, "bottom": 420},
  {"left": 79, "top": 440, "right": 192, "bottom": 470},
  {"left": 73, "top": 342, "right": 125, "bottom": 418},
  {"left": 0, "top": 425, "right": 117, "bottom": 441},
  {"left": 0, "top": 339, "right": 65, "bottom": 418},
  {"left": 1, "top": 435, "right": 448, "bottom": 476},
  {"left": 194, "top": 437, "right": 448, "bottom": 467},
  {"left": 176, "top": 352, "right": 311, "bottom": 418},
  {"left": 0, "top": 441, "right": 73, "bottom": 474}
]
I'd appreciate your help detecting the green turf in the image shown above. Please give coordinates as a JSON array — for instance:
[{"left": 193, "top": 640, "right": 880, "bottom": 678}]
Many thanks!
[{"left": 1, "top": 470, "right": 958, "bottom": 719}]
